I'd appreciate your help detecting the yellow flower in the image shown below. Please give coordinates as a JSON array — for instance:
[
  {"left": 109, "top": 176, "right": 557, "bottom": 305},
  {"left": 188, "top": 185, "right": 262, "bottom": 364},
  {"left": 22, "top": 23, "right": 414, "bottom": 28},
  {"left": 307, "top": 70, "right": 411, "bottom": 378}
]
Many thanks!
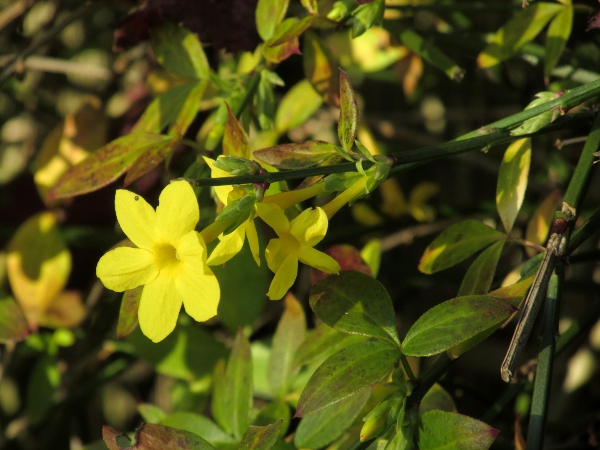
[
  {"left": 96, "top": 181, "right": 220, "bottom": 342},
  {"left": 257, "top": 203, "right": 340, "bottom": 300}
]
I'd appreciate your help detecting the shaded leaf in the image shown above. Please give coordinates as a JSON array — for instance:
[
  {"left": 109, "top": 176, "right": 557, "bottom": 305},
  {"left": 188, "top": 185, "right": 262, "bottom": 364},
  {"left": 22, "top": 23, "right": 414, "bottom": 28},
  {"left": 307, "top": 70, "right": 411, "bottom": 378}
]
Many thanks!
[
  {"left": 294, "top": 389, "right": 370, "bottom": 448},
  {"left": 160, "top": 412, "right": 237, "bottom": 449},
  {"left": 496, "top": 138, "right": 531, "bottom": 233},
  {"left": 254, "top": 140, "right": 339, "bottom": 170},
  {"left": 240, "top": 420, "right": 283, "bottom": 450},
  {"left": 544, "top": 5, "right": 573, "bottom": 81},
  {"left": 399, "top": 29, "right": 465, "bottom": 81},
  {"left": 117, "top": 286, "right": 142, "bottom": 339},
  {"left": 351, "top": 0, "right": 385, "bottom": 38},
  {"left": 293, "top": 322, "right": 363, "bottom": 369},
  {"left": 311, "top": 244, "right": 372, "bottom": 285},
  {"left": 256, "top": 0, "right": 290, "bottom": 41},
  {"left": 477, "top": 3, "right": 563, "bottom": 68},
  {"left": 269, "top": 294, "right": 306, "bottom": 397},
  {"left": 167, "top": 80, "right": 209, "bottom": 138},
  {"left": 309, "top": 271, "right": 400, "bottom": 346},
  {"left": 296, "top": 339, "right": 400, "bottom": 416},
  {"left": 257, "top": 71, "right": 276, "bottom": 130},
  {"left": 458, "top": 240, "right": 506, "bottom": 296},
  {"left": 223, "top": 103, "right": 250, "bottom": 158},
  {"left": 525, "top": 189, "right": 560, "bottom": 257},
  {"left": 151, "top": 22, "right": 209, "bottom": 79},
  {"left": 37, "top": 290, "right": 85, "bottom": 329},
  {"left": 266, "top": 16, "right": 315, "bottom": 47},
  {"left": 6, "top": 212, "right": 71, "bottom": 328},
  {"left": 420, "top": 384, "right": 457, "bottom": 415},
  {"left": 303, "top": 31, "right": 339, "bottom": 104},
  {"left": 338, "top": 70, "right": 358, "bottom": 152},
  {"left": 0, "top": 294, "right": 29, "bottom": 342},
  {"left": 262, "top": 37, "right": 301, "bottom": 64},
  {"left": 212, "top": 330, "right": 253, "bottom": 439},
  {"left": 27, "top": 354, "right": 61, "bottom": 425},
  {"left": 48, "top": 133, "right": 173, "bottom": 199},
  {"left": 103, "top": 423, "right": 214, "bottom": 450},
  {"left": 402, "top": 295, "right": 514, "bottom": 356},
  {"left": 275, "top": 79, "right": 323, "bottom": 134},
  {"left": 124, "top": 137, "right": 176, "bottom": 187},
  {"left": 418, "top": 411, "right": 499, "bottom": 449},
  {"left": 419, "top": 220, "right": 506, "bottom": 274}
]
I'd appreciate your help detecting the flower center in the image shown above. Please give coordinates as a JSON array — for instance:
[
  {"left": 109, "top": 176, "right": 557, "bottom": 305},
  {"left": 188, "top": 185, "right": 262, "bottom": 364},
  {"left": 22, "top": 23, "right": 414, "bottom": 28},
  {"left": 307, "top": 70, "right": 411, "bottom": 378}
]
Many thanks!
[{"left": 154, "top": 243, "right": 180, "bottom": 270}]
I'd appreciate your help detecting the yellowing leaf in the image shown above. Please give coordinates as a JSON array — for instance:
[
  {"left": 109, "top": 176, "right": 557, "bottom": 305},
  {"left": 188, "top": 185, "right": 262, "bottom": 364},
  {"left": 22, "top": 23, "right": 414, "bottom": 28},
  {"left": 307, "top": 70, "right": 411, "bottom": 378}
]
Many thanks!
[
  {"left": 37, "top": 290, "right": 85, "bottom": 329},
  {"left": 496, "top": 138, "right": 531, "bottom": 233},
  {"left": 544, "top": 4, "right": 573, "bottom": 81},
  {"left": 6, "top": 212, "right": 71, "bottom": 328},
  {"left": 303, "top": 31, "right": 339, "bottom": 105},
  {"left": 525, "top": 189, "right": 560, "bottom": 257},
  {"left": 223, "top": 103, "right": 250, "bottom": 158},
  {"left": 275, "top": 79, "right": 323, "bottom": 134}
]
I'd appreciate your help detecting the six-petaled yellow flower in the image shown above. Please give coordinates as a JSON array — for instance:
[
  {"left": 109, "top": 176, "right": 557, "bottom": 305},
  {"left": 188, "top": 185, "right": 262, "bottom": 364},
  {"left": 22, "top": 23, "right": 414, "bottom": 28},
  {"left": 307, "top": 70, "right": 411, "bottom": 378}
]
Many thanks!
[
  {"left": 96, "top": 180, "right": 220, "bottom": 342},
  {"left": 257, "top": 203, "right": 340, "bottom": 300}
]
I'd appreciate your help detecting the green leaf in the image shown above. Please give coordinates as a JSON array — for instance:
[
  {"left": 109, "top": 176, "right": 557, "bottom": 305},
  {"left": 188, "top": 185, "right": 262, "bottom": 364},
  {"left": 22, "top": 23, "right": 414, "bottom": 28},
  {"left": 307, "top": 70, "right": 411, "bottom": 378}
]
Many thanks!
[
  {"left": 496, "top": 138, "right": 531, "bottom": 233},
  {"left": 293, "top": 322, "right": 363, "bottom": 369},
  {"left": 254, "top": 140, "right": 340, "bottom": 170},
  {"left": 351, "top": 0, "right": 385, "bottom": 38},
  {"left": 418, "top": 411, "right": 499, "bottom": 449},
  {"left": 27, "top": 354, "right": 61, "bottom": 425},
  {"left": 254, "top": 401, "right": 291, "bottom": 433},
  {"left": 489, "top": 276, "right": 534, "bottom": 308},
  {"left": 103, "top": 423, "right": 215, "bottom": 450},
  {"left": 419, "top": 220, "right": 506, "bottom": 274},
  {"left": 212, "top": 330, "right": 253, "bottom": 439},
  {"left": 117, "top": 286, "right": 141, "bottom": 339},
  {"left": 256, "top": 0, "right": 290, "bottom": 41},
  {"left": 168, "top": 80, "right": 209, "bottom": 138},
  {"left": 125, "top": 322, "right": 227, "bottom": 380},
  {"left": 338, "top": 69, "right": 358, "bottom": 152},
  {"left": 223, "top": 103, "right": 250, "bottom": 158},
  {"left": 402, "top": 295, "right": 514, "bottom": 357},
  {"left": 265, "top": 16, "right": 315, "bottom": 48},
  {"left": 294, "top": 389, "right": 370, "bottom": 448},
  {"left": 510, "top": 91, "right": 558, "bottom": 136},
  {"left": 420, "top": 384, "right": 457, "bottom": 415},
  {"left": 544, "top": 4, "right": 573, "bottom": 81},
  {"left": 0, "top": 294, "right": 29, "bottom": 343},
  {"left": 269, "top": 294, "right": 306, "bottom": 398},
  {"left": 137, "top": 403, "right": 166, "bottom": 424},
  {"left": 239, "top": 420, "right": 283, "bottom": 450},
  {"left": 296, "top": 339, "right": 400, "bottom": 416},
  {"left": 151, "top": 22, "right": 209, "bottom": 79},
  {"left": 275, "top": 79, "right": 323, "bottom": 134},
  {"left": 309, "top": 271, "right": 400, "bottom": 346},
  {"left": 458, "top": 239, "right": 506, "bottom": 296},
  {"left": 257, "top": 71, "right": 276, "bottom": 130},
  {"left": 302, "top": 32, "right": 339, "bottom": 104},
  {"left": 48, "top": 133, "right": 173, "bottom": 199},
  {"left": 160, "top": 412, "right": 237, "bottom": 449},
  {"left": 398, "top": 29, "right": 465, "bottom": 81},
  {"left": 477, "top": 2, "right": 563, "bottom": 68}
]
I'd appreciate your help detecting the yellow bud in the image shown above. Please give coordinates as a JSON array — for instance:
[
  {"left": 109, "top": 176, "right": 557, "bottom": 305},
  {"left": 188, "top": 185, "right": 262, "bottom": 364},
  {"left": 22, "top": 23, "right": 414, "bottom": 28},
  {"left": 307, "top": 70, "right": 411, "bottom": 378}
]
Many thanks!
[{"left": 360, "top": 415, "right": 386, "bottom": 442}]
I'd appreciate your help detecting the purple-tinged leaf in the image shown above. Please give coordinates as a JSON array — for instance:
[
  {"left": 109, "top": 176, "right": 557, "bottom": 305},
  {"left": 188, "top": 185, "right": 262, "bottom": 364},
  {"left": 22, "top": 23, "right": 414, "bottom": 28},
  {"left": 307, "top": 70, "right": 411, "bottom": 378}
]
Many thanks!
[
  {"left": 103, "top": 423, "right": 214, "bottom": 450},
  {"left": 0, "top": 295, "right": 29, "bottom": 343},
  {"left": 254, "top": 140, "right": 339, "bottom": 170},
  {"left": 338, "top": 70, "right": 358, "bottom": 151},
  {"left": 418, "top": 411, "right": 499, "bottom": 449},
  {"left": 239, "top": 420, "right": 283, "bottom": 450},
  {"left": 223, "top": 103, "right": 249, "bottom": 158},
  {"left": 117, "top": 286, "right": 142, "bottom": 339}
]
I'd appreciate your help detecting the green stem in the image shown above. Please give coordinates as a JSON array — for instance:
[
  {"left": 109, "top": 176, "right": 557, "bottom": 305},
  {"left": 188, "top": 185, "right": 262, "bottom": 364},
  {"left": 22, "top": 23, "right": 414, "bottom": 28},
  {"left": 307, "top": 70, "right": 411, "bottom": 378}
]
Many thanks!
[
  {"left": 399, "top": 354, "right": 417, "bottom": 383},
  {"left": 567, "top": 208, "right": 600, "bottom": 255},
  {"left": 527, "top": 272, "right": 560, "bottom": 450}
]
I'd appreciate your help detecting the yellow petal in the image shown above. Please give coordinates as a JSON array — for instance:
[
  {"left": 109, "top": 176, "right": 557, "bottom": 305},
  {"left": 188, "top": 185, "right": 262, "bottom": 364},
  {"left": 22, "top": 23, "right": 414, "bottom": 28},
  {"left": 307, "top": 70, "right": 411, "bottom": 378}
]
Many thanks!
[
  {"left": 179, "top": 264, "right": 220, "bottom": 322},
  {"left": 207, "top": 226, "right": 245, "bottom": 266},
  {"left": 267, "top": 253, "right": 298, "bottom": 300},
  {"left": 115, "top": 190, "right": 157, "bottom": 250},
  {"left": 96, "top": 247, "right": 158, "bottom": 292},
  {"left": 246, "top": 221, "right": 261, "bottom": 266},
  {"left": 202, "top": 156, "right": 233, "bottom": 205},
  {"left": 299, "top": 246, "right": 340, "bottom": 274},
  {"left": 290, "top": 207, "right": 328, "bottom": 246},
  {"left": 156, "top": 181, "right": 199, "bottom": 243},
  {"left": 265, "top": 235, "right": 298, "bottom": 273},
  {"left": 177, "top": 230, "right": 206, "bottom": 266},
  {"left": 138, "top": 275, "right": 182, "bottom": 342},
  {"left": 257, "top": 203, "right": 290, "bottom": 234}
]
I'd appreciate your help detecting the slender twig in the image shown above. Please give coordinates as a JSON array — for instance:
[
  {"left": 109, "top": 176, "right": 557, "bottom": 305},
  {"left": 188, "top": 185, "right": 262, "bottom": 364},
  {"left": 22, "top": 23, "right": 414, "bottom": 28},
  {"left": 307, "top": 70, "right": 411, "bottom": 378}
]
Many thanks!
[
  {"left": 0, "top": 2, "right": 97, "bottom": 85},
  {"left": 0, "top": 0, "right": 34, "bottom": 30},
  {"left": 0, "top": 55, "right": 112, "bottom": 80}
]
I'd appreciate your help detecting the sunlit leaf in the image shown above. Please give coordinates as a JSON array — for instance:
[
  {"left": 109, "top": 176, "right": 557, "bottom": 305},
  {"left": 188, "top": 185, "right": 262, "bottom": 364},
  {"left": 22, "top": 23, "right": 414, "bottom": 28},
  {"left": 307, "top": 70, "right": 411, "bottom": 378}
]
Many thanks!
[
  {"left": 294, "top": 389, "right": 370, "bottom": 448},
  {"left": 266, "top": 16, "right": 314, "bottom": 47},
  {"left": 0, "top": 294, "right": 29, "bottom": 342},
  {"left": 256, "top": 0, "right": 290, "bottom": 41},
  {"left": 117, "top": 286, "right": 142, "bottom": 339},
  {"left": 103, "top": 423, "right": 214, "bottom": 450},
  {"left": 151, "top": 22, "right": 209, "bottom": 79},
  {"left": 223, "top": 103, "right": 250, "bottom": 158},
  {"left": 48, "top": 133, "right": 173, "bottom": 199},
  {"left": 268, "top": 294, "right": 306, "bottom": 398},
  {"left": 239, "top": 420, "right": 283, "bottom": 450},
  {"left": 310, "top": 271, "right": 400, "bottom": 346},
  {"left": 296, "top": 339, "right": 400, "bottom": 416},
  {"left": 123, "top": 137, "right": 176, "bottom": 187},
  {"left": 37, "top": 290, "right": 85, "bottom": 329},
  {"left": 477, "top": 3, "right": 563, "bottom": 68},
  {"left": 402, "top": 295, "right": 513, "bottom": 356},
  {"left": 544, "top": 4, "right": 573, "bottom": 81},
  {"left": 167, "top": 80, "right": 208, "bottom": 138},
  {"left": 254, "top": 140, "right": 339, "bottom": 170},
  {"left": 338, "top": 70, "right": 358, "bottom": 152},
  {"left": 138, "top": 403, "right": 166, "bottom": 424},
  {"left": 419, "top": 220, "right": 506, "bottom": 274},
  {"left": 418, "top": 411, "right": 499, "bottom": 449},
  {"left": 525, "top": 189, "right": 560, "bottom": 257},
  {"left": 496, "top": 138, "right": 531, "bottom": 233},
  {"left": 399, "top": 29, "right": 465, "bottom": 81},
  {"left": 160, "top": 412, "right": 237, "bottom": 449},
  {"left": 7, "top": 212, "right": 71, "bottom": 328},
  {"left": 303, "top": 32, "right": 339, "bottom": 104},
  {"left": 458, "top": 239, "right": 506, "bottom": 296},
  {"left": 275, "top": 79, "right": 323, "bottom": 134}
]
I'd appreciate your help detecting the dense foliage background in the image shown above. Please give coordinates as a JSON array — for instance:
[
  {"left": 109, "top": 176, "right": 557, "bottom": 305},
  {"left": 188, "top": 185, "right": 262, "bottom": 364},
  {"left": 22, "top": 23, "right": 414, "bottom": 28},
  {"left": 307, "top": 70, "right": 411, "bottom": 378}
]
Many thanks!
[{"left": 1, "top": 0, "right": 600, "bottom": 449}]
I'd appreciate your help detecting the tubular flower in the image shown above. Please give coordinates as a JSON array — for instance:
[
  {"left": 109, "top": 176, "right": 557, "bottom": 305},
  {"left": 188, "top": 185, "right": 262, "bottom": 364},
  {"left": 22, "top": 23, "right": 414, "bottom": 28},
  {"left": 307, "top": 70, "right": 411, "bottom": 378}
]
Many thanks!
[
  {"left": 257, "top": 203, "right": 340, "bottom": 300},
  {"left": 96, "top": 181, "right": 220, "bottom": 342}
]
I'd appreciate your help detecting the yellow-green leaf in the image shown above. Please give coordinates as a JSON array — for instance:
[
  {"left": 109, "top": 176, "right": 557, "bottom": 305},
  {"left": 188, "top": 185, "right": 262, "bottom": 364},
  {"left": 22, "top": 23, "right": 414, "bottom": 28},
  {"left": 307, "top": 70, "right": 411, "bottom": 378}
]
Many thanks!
[
  {"left": 458, "top": 239, "right": 506, "bottom": 296},
  {"left": 275, "top": 79, "right": 323, "bottom": 134},
  {"left": 338, "top": 69, "right": 358, "bottom": 152},
  {"left": 256, "top": 0, "right": 290, "bottom": 41},
  {"left": 151, "top": 22, "right": 209, "bottom": 79},
  {"left": 303, "top": 31, "right": 339, "bottom": 104},
  {"left": 0, "top": 294, "right": 29, "bottom": 342},
  {"left": 223, "top": 103, "right": 250, "bottom": 158},
  {"left": 525, "top": 189, "right": 560, "bottom": 257},
  {"left": 496, "top": 138, "right": 531, "bottom": 233},
  {"left": 254, "top": 140, "right": 340, "bottom": 170},
  {"left": 544, "top": 4, "right": 573, "bottom": 81}
]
